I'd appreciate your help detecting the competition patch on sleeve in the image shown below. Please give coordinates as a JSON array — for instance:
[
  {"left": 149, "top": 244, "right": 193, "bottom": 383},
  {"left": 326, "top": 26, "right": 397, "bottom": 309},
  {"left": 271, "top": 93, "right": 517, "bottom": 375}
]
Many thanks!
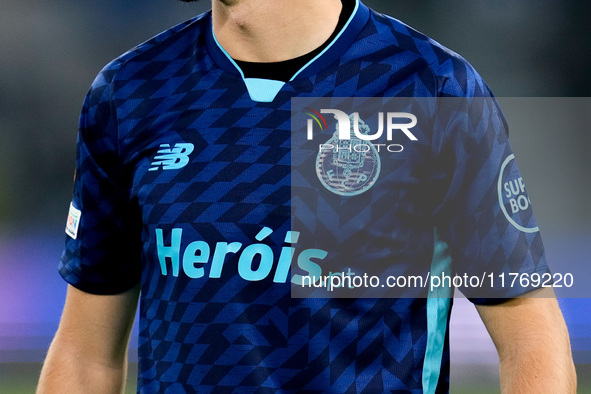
[{"left": 65, "top": 202, "right": 81, "bottom": 239}]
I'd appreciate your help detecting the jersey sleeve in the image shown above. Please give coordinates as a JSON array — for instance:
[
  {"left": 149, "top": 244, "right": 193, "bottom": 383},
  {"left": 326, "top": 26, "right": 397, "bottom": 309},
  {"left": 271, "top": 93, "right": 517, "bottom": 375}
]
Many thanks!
[
  {"left": 431, "top": 70, "right": 550, "bottom": 303},
  {"left": 59, "top": 64, "right": 141, "bottom": 295}
]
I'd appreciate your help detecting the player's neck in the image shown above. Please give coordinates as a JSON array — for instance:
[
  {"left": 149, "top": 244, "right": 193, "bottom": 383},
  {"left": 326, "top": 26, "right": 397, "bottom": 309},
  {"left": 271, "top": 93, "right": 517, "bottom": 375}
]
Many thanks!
[{"left": 212, "top": 0, "right": 343, "bottom": 63}]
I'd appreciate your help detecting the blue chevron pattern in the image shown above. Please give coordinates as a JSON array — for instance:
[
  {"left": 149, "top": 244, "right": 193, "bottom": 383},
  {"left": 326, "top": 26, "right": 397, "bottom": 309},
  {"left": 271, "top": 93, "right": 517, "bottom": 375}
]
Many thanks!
[{"left": 59, "top": 1, "right": 548, "bottom": 392}]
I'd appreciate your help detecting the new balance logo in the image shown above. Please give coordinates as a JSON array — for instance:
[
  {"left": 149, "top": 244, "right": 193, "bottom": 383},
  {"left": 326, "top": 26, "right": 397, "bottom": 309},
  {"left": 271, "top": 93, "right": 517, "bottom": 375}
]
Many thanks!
[{"left": 149, "top": 143, "right": 194, "bottom": 171}]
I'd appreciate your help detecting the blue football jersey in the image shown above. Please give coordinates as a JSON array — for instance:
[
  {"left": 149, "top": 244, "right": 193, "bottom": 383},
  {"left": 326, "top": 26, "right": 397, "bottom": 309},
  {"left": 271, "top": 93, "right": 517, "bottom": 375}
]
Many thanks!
[{"left": 59, "top": 1, "right": 549, "bottom": 392}]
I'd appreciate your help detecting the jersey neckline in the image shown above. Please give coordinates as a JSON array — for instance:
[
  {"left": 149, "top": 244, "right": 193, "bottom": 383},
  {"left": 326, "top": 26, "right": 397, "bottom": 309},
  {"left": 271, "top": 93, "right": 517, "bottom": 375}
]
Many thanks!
[{"left": 204, "top": 0, "right": 370, "bottom": 102}]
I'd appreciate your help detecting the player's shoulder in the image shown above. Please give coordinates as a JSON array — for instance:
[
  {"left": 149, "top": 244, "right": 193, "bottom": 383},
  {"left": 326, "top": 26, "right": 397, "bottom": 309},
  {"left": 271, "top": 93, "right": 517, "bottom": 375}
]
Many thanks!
[
  {"left": 91, "top": 11, "right": 210, "bottom": 92},
  {"left": 367, "top": 7, "right": 491, "bottom": 97}
]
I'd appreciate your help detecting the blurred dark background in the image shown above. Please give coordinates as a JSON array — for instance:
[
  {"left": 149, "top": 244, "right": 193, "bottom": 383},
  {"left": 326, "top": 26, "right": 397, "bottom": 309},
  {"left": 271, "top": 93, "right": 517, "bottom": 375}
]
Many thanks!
[{"left": 0, "top": 0, "right": 589, "bottom": 392}]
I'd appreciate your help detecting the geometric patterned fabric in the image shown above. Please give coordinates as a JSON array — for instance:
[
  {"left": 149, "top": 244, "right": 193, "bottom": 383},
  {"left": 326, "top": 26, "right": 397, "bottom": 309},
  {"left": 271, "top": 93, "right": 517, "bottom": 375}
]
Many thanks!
[{"left": 58, "top": 1, "right": 549, "bottom": 392}]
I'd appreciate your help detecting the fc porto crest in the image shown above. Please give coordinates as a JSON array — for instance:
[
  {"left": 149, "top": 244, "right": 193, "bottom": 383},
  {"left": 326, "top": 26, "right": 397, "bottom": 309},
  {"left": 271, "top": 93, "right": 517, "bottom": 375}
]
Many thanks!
[{"left": 315, "top": 114, "right": 381, "bottom": 196}]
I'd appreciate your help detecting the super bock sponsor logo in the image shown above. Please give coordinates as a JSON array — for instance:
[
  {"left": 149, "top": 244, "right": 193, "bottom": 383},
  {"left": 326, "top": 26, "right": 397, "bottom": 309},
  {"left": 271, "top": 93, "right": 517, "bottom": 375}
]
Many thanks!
[{"left": 497, "top": 154, "right": 539, "bottom": 233}]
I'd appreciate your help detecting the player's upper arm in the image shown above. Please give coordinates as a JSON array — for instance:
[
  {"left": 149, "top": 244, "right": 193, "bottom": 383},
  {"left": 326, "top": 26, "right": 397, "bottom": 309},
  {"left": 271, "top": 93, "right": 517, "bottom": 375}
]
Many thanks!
[
  {"left": 38, "top": 284, "right": 139, "bottom": 393},
  {"left": 476, "top": 288, "right": 576, "bottom": 393},
  {"left": 57, "top": 284, "right": 139, "bottom": 364}
]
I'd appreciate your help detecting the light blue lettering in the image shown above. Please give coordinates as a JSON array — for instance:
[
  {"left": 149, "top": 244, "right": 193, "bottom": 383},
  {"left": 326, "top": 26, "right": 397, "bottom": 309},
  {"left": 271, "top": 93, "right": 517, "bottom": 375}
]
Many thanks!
[
  {"left": 155, "top": 227, "right": 327, "bottom": 284},
  {"left": 274, "top": 231, "right": 300, "bottom": 283},
  {"left": 274, "top": 247, "right": 294, "bottom": 283},
  {"left": 255, "top": 227, "right": 273, "bottom": 241},
  {"left": 356, "top": 173, "right": 368, "bottom": 184},
  {"left": 210, "top": 242, "right": 242, "bottom": 278},
  {"left": 504, "top": 182, "right": 512, "bottom": 198},
  {"left": 291, "top": 248, "right": 326, "bottom": 285},
  {"left": 510, "top": 199, "right": 519, "bottom": 214},
  {"left": 156, "top": 228, "right": 182, "bottom": 277},
  {"left": 509, "top": 179, "right": 520, "bottom": 196},
  {"left": 182, "top": 241, "right": 210, "bottom": 279},
  {"left": 238, "top": 244, "right": 274, "bottom": 281},
  {"left": 517, "top": 194, "right": 529, "bottom": 210},
  {"left": 518, "top": 177, "right": 525, "bottom": 193}
]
